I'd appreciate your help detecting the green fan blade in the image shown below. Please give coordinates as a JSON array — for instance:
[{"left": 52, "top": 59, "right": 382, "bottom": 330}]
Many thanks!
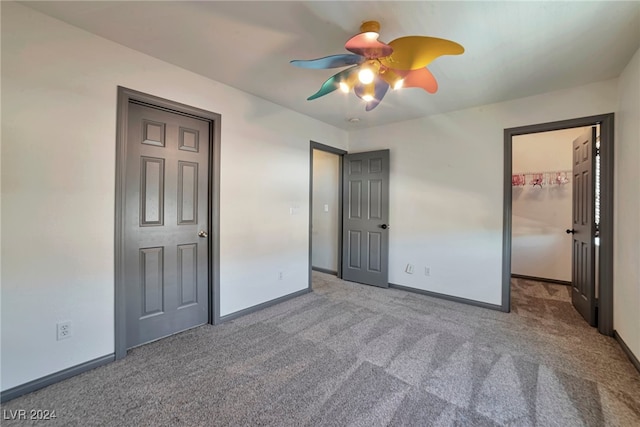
[
  {"left": 307, "top": 66, "right": 359, "bottom": 101},
  {"left": 291, "top": 54, "right": 364, "bottom": 69}
]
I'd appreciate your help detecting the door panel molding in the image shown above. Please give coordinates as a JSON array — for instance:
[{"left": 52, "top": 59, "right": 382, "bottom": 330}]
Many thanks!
[
  {"left": 115, "top": 87, "right": 221, "bottom": 359},
  {"left": 139, "top": 246, "right": 165, "bottom": 317},
  {"left": 140, "top": 157, "right": 165, "bottom": 226},
  {"left": 503, "top": 113, "right": 614, "bottom": 336}
]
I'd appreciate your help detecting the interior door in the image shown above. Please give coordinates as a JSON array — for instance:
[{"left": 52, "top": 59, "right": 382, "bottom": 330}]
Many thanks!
[
  {"left": 342, "top": 150, "right": 390, "bottom": 288},
  {"left": 569, "top": 127, "right": 596, "bottom": 326},
  {"left": 124, "top": 102, "right": 209, "bottom": 348}
]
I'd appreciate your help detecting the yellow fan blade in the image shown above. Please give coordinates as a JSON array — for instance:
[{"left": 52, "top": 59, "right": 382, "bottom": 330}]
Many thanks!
[{"left": 380, "top": 36, "right": 464, "bottom": 70}]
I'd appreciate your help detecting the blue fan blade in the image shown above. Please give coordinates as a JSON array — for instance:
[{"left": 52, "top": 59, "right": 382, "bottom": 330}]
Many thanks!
[
  {"left": 354, "top": 76, "right": 389, "bottom": 111},
  {"left": 354, "top": 82, "right": 366, "bottom": 100},
  {"left": 366, "top": 79, "right": 389, "bottom": 111},
  {"left": 307, "top": 66, "right": 360, "bottom": 101},
  {"left": 291, "top": 54, "right": 364, "bottom": 69}
]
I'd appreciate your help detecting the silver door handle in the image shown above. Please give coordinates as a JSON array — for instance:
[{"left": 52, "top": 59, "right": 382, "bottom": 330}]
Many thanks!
[{"left": 198, "top": 230, "right": 208, "bottom": 238}]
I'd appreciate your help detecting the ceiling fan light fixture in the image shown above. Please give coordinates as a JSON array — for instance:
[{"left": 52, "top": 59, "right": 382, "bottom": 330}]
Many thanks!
[
  {"left": 359, "top": 60, "right": 380, "bottom": 84},
  {"left": 290, "top": 20, "right": 464, "bottom": 111},
  {"left": 358, "top": 68, "right": 375, "bottom": 84},
  {"left": 360, "top": 82, "right": 376, "bottom": 102},
  {"left": 380, "top": 67, "right": 404, "bottom": 90},
  {"left": 359, "top": 20, "right": 381, "bottom": 34},
  {"left": 363, "top": 31, "right": 379, "bottom": 41}
]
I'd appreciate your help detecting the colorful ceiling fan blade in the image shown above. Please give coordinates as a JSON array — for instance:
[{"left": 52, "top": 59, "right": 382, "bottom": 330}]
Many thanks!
[
  {"left": 392, "top": 67, "right": 438, "bottom": 93},
  {"left": 307, "top": 66, "right": 360, "bottom": 101},
  {"left": 290, "top": 54, "right": 365, "bottom": 69},
  {"left": 354, "top": 77, "right": 389, "bottom": 111},
  {"left": 345, "top": 33, "right": 393, "bottom": 59},
  {"left": 380, "top": 36, "right": 464, "bottom": 70},
  {"left": 291, "top": 20, "right": 463, "bottom": 108},
  {"left": 365, "top": 80, "right": 389, "bottom": 111}
]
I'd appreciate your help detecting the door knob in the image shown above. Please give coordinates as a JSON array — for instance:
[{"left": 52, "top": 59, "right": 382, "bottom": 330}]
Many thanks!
[
  {"left": 198, "top": 230, "right": 208, "bottom": 238},
  {"left": 379, "top": 224, "right": 389, "bottom": 230},
  {"left": 566, "top": 229, "right": 576, "bottom": 234}
]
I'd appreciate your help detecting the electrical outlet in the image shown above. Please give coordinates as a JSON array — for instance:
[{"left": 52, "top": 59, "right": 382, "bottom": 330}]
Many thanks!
[
  {"left": 278, "top": 271, "right": 284, "bottom": 280},
  {"left": 405, "top": 264, "right": 414, "bottom": 274},
  {"left": 425, "top": 267, "right": 431, "bottom": 276},
  {"left": 57, "top": 321, "right": 72, "bottom": 341}
]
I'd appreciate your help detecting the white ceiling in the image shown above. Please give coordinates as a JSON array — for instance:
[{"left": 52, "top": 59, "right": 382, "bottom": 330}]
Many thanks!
[{"left": 21, "top": 1, "right": 640, "bottom": 130}]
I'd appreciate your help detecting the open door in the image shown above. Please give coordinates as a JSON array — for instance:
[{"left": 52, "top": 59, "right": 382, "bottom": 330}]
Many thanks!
[
  {"left": 568, "top": 127, "right": 597, "bottom": 326},
  {"left": 342, "top": 150, "right": 390, "bottom": 288}
]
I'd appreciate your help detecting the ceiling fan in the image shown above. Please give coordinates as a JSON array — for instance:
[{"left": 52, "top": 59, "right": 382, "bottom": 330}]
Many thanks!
[{"left": 291, "top": 21, "right": 464, "bottom": 111}]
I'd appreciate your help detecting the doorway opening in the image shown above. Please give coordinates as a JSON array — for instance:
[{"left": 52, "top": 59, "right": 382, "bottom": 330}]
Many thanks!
[
  {"left": 115, "top": 87, "right": 222, "bottom": 359},
  {"left": 309, "top": 144, "right": 392, "bottom": 290},
  {"left": 503, "top": 114, "right": 614, "bottom": 336},
  {"left": 309, "top": 142, "right": 346, "bottom": 289}
]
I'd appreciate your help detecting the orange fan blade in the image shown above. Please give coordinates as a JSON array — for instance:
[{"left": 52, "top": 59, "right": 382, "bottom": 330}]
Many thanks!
[
  {"left": 393, "top": 67, "right": 438, "bottom": 93},
  {"left": 380, "top": 36, "right": 464, "bottom": 70},
  {"left": 345, "top": 33, "right": 393, "bottom": 59}
]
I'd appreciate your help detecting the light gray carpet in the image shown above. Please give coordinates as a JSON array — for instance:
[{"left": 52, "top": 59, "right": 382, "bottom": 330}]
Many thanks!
[{"left": 2, "top": 273, "right": 639, "bottom": 426}]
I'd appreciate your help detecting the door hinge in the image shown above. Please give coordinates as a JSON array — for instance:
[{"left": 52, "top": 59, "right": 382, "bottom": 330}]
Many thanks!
[{"left": 596, "top": 147, "right": 601, "bottom": 156}]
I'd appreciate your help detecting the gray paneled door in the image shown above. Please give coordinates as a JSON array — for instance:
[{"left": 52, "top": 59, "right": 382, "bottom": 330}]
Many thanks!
[
  {"left": 569, "top": 127, "right": 596, "bottom": 326},
  {"left": 342, "top": 150, "right": 390, "bottom": 288},
  {"left": 124, "top": 102, "right": 209, "bottom": 349}
]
